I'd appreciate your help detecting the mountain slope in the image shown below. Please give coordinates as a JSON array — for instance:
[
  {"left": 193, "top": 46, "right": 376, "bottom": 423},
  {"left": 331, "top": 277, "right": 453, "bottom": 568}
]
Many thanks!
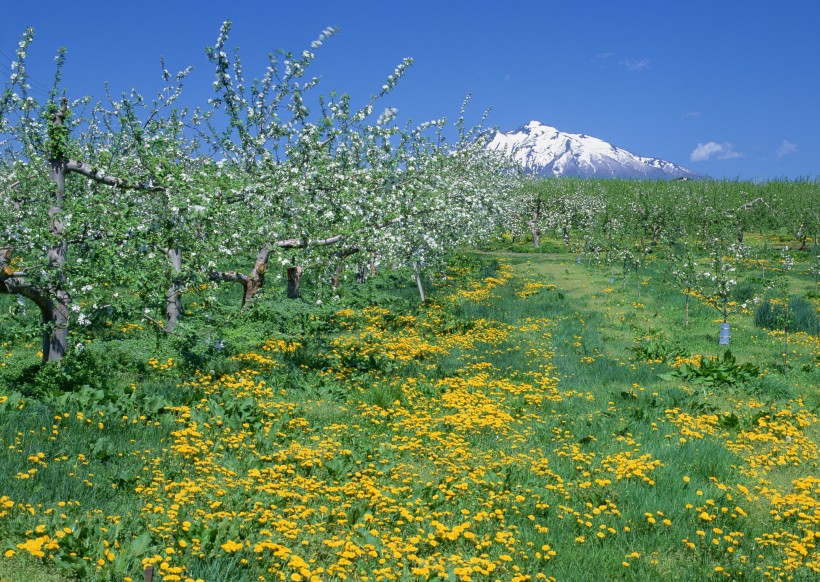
[{"left": 488, "top": 121, "right": 702, "bottom": 179}]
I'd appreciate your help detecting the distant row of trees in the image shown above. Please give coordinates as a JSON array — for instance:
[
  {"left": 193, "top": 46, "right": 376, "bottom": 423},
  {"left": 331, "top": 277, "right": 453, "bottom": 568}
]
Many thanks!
[
  {"left": 1, "top": 23, "right": 519, "bottom": 363},
  {"left": 509, "top": 176, "right": 820, "bottom": 327},
  {"left": 513, "top": 177, "right": 819, "bottom": 254}
]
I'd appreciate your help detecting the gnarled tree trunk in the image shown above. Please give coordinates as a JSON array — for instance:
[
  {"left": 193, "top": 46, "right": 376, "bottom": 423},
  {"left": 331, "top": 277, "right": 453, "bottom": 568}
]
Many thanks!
[
  {"left": 209, "top": 244, "right": 272, "bottom": 309},
  {"left": 286, "top": 265, "right": 303, "bottom": 299},
  {"left": 1, "top": 249, "right": 70, "bottom": 363},
  {"left": 209, "top": 235, "right": 347, "bottom": 304}
]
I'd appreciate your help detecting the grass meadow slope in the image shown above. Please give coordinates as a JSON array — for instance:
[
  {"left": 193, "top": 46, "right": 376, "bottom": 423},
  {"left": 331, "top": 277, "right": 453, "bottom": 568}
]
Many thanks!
[{"left": 1, "top": 245, "right": 819, "bottom": 581}]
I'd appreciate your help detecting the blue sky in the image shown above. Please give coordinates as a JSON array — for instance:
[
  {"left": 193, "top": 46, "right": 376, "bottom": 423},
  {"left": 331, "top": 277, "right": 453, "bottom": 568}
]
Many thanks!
[{"left": 2, "top": 0, "right": 818, "bottom": 180}]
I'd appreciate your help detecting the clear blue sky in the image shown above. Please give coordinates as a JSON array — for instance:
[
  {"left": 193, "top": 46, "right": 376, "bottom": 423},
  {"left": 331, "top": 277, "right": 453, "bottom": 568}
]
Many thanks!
[{"left": 3, "top": 0, "right": 818, "bottom": 180}]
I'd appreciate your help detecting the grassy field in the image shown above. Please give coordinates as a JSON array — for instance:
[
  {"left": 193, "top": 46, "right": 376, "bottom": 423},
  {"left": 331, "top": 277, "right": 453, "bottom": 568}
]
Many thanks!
[{"left": 1, "top": 247, "right": 819, "bottom": 581}]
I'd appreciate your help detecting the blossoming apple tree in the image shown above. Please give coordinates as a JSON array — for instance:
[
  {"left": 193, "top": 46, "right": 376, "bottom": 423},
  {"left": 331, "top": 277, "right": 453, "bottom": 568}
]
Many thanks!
[{"left": 1, "top": 23, "right": 517, "bottom": 363}]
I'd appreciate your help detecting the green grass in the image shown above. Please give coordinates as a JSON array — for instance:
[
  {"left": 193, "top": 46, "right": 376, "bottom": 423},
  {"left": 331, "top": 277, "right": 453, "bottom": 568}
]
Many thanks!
[{"left": 0, "top": 554, "right": 73, "bottom": 582}]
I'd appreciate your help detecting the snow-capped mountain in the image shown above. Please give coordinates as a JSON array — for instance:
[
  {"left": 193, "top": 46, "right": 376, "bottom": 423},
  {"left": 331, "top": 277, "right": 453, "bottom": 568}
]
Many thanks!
[{"left": 488, "top": 121, "right": 702, "bottom": 180}]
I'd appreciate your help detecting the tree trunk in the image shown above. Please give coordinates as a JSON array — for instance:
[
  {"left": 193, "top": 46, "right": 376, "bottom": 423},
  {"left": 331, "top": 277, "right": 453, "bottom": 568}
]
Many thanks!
[
  {"left": 651, "top": 224, "right": 662, "bottom": 247},
  {"left": 44, "top": 106, "right": 70, "bottom": 363},
  {"left": 46, "top": 291, "right": 70, "bottom": 362},
  {"left": 286, "top": 265, "right": 303, "bottom": 299},
  {"left": 369, "top": 251, "right": 378, "bottom": 277},
  {"left": 531, "top": 200, "right": 542, "bottom": 249},
  {"left": 413, "top": 261, "right": 425, "bottom": 303},
  {"left": 208, "top": 245, "right": 271, "bottom": 310},
  {"left": 356, "top": 263, "right": 368, "bottom": 284},
  {"left": 165, "top": 248, "right": 183, "bottom": 332},
  {"left": 0, "top": 268, "right": 68, "bottom": 364},
  {"left": 243, "top": 274, "right": 263, "bottom": 306},
  {"left": 242, "top": 246, "right": 269, "bottom": 307},
  {"left": 330, "top": 247, "right": 360, "bottom": 289},
  {"left": 332, "top": 263, "right": 344, "bottom": 288}
]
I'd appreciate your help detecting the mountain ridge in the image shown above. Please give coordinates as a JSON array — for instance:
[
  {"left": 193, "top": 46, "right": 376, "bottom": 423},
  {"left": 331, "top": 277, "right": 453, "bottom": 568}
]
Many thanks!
[{"left": 488, "top": 121, "right": 702, "bottom": 180}]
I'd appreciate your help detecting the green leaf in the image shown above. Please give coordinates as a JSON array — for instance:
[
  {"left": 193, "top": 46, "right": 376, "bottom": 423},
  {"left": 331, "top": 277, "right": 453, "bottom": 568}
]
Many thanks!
[{"left": 129, "top": 532, "right": 152, "bottom": 558}]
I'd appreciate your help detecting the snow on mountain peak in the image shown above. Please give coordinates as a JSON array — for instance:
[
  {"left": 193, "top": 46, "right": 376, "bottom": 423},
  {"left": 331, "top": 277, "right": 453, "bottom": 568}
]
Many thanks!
[{"left": 488, "top": 122, "right": 701, "bottom": 180}]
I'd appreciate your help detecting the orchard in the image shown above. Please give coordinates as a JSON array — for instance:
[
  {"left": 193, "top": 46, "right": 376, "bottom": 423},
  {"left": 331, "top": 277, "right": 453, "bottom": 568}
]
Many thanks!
[{"left": 2, "top": 23, "right": 820, "bottom": 582}]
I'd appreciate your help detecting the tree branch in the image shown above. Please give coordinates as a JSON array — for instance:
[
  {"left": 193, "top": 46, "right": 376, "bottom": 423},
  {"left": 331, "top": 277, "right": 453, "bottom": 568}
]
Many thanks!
[
  {"left": 275, "top": 233, "right": 345, "bottom": 248},
  {"left": 333, "top": 246, "right": 360, "bottom": 260},
  {"left": 66, "top": 159, "right": 164, "bottom": 191},
  {"left": 0, "top": 274, "right": 53, "bottom": 317},
  {"left": 735, "top": 197, "right": 765, "bottom": 212},
  {"left": 0, "top": 181, "right": 21, "bottom": 197},
  {"left": 208, "top": 270, "right": 248, "bottom": 284}
]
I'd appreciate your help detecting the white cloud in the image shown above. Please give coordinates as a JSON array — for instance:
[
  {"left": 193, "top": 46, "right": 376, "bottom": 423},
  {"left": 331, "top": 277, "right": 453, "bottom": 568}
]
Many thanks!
[
  {"left": 684, "top": 111, "right": 701, "bottom": 118},
  {"left": 690, "top": 141, "right": 742, "bottom": 162},
  {"left": 776, "top": 140, "right": 797, "bottom": 160},
  {"left": 619, "top": 58, "right": 650, "bottom": 71},
  {"left": 592, "top": 51, "right": 614, "bottom": 62}
]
